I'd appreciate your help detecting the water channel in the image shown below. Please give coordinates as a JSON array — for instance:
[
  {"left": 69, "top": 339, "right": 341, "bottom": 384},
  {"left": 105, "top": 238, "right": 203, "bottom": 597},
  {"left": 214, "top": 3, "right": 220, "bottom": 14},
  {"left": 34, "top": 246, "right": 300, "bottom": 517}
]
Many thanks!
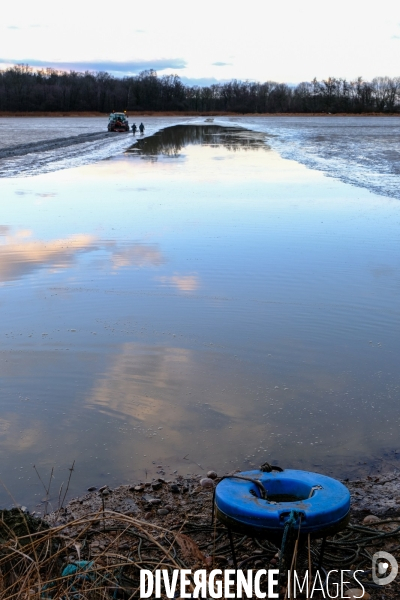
[{"left": 0, "top": 124, "right": 399, "bottom": 508}]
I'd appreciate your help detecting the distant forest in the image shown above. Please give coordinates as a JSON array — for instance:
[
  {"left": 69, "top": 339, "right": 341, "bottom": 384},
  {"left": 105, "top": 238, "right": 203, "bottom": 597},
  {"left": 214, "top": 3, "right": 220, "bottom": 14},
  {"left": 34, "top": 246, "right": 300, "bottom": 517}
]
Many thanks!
[{"left": 1, "top": 65, "right": 400, "bottom": 113}]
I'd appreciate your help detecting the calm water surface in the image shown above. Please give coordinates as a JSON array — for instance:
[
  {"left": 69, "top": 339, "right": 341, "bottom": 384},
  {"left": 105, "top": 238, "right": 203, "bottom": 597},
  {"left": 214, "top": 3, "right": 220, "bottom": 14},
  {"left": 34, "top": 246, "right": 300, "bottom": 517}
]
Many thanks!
[{"left": 0, "top": 124, "right": 399, "bottom": 508}]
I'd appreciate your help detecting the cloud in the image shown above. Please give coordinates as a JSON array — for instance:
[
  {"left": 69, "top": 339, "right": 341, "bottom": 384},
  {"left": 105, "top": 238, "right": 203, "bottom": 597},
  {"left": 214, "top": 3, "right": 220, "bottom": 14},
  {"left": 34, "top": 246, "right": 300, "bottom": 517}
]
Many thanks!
[
  {"left": 111, "top": 243, "right": 165, "bottom": 269},
  {"left": 0, "top": 58, "right": 186, "bottom": 74},
  {"left": 212, "top": 61, "right": 232, "bottom": 66},
  {"left": 157, "top": 274, "right": 199, "bottom": 292},
  {"left": 0, "top": 228, "right": 165, "bottom": 282},
  {"left": 86, "top": 344, "right": 193, "bottom": 421},
  {"left": 7, "top": 26, "right": 19, "bottom": 30},
  {"left": 0, "top": 231, "right": 97, "bottom": 282},
  {"left": 179, "top": 76, "right": 230, "bottom": 86}
]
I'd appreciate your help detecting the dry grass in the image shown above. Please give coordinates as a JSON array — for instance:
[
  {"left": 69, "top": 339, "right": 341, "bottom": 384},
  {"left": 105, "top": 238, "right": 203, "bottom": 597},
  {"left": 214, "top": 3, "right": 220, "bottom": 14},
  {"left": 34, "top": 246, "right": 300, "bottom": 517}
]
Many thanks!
[
  {"left": 2, "top": 467, "right": 400, "bottom": 599},
  {"left": 2, "top": 506, "right": 400, "bottom": 599},
  {"left": 0, "top": 509, "right": 201, "bottom": 599}
]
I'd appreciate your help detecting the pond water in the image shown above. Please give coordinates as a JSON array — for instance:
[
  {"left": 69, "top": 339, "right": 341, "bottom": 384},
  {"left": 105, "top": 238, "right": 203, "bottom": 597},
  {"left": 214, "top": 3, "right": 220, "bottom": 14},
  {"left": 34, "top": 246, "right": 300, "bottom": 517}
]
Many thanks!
[{"left": 0, "top": 124, "right": 399, "bottom": 508}]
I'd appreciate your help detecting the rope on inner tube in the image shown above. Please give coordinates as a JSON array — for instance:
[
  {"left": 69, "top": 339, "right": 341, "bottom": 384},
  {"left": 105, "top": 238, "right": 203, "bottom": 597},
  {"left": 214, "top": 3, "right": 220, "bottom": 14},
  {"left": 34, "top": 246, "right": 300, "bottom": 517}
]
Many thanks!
[
  {"left": 279, "top": 510, "right": 301, "bottom": 572},
  {"left": 211, "top": 464, "right": 284, "bottom": 524}
]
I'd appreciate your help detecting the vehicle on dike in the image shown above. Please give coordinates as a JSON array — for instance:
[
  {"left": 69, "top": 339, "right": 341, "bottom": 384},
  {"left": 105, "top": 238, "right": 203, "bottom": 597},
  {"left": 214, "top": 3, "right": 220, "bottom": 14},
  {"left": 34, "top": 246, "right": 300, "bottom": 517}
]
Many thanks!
[{"left": 107, "top": 112, "right": 129, "bottom": 132}]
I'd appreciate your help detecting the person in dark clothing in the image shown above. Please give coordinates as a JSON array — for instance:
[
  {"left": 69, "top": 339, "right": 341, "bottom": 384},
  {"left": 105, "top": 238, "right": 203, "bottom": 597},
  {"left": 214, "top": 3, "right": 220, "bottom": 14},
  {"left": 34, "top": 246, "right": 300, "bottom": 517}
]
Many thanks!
[
  {"left": 132, "top": 123, "right": 137, "bottom": 134},
  {"left": 139, "top": 122, "right": 145, "bottom": 133}
]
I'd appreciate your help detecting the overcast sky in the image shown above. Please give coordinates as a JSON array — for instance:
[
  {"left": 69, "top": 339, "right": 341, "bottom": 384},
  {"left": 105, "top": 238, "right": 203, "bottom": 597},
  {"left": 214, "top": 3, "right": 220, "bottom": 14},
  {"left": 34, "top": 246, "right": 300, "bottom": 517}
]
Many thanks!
[{"left": 1, "top": 0, "right": 400, "bottom": 84}]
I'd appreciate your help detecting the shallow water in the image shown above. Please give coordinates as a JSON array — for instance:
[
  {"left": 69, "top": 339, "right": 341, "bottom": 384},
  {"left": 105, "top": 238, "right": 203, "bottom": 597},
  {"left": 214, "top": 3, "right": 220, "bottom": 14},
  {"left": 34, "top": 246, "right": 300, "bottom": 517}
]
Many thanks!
[
  {"left": 0, "top": 124, "right": 400, "bottom": 508},
  {"left": 2, "top": 115, "right": 400, "bottom": 202}
]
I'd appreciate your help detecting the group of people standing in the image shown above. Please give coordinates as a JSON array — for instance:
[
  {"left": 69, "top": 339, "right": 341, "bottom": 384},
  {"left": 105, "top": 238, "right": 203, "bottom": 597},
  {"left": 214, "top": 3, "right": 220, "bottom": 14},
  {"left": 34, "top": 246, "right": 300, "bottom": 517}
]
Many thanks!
[{"left": 132, "top": 122, "right": 145, "bottom": 134}]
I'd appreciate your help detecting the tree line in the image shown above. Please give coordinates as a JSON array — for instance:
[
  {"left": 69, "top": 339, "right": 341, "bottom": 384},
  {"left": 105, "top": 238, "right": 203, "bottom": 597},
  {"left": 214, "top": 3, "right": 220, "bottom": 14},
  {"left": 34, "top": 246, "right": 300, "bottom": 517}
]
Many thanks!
[{"left": 1, "top": 64, "right": 400, "bottom": 113}]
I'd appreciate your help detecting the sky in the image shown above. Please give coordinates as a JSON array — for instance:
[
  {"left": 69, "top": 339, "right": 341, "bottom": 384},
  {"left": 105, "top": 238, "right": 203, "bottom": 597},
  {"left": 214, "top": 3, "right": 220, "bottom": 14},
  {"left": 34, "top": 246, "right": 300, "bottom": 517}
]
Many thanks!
[{"left": 1, "top": 0, "right": 400, "bottom": 84}]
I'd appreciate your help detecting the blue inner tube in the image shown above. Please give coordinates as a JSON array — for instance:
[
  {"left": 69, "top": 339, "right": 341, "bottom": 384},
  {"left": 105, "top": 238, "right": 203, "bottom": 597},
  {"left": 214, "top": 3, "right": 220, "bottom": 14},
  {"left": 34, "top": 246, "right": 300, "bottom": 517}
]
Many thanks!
[{"left": 215, "top": 469, "right": 350, "bottom": 536}]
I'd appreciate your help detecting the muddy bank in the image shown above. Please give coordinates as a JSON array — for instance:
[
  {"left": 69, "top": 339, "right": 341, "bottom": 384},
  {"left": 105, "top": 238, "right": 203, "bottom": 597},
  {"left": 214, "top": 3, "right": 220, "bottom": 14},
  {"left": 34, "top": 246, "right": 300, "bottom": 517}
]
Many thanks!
[
  {"left": 0, "top": 130, "right": 116, "bottom": 159},
  {"left": 2, "top": 467, "right": 399, "bottom": 598}
]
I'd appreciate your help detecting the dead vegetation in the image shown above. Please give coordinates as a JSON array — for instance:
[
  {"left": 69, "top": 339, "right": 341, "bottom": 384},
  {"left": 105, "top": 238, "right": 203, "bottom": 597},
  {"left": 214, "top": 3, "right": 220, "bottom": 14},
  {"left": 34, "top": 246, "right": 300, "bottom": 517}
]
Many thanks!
[{"left": 1, "top": 472, "right": 400, "bottom": 598}]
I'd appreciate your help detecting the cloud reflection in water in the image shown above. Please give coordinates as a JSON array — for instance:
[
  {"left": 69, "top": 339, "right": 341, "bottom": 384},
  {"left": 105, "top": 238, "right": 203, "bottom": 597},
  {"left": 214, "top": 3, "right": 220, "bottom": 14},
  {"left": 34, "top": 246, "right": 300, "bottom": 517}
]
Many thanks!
[{"left": 0, "top": 228, "right": 167, "bottom": 282}]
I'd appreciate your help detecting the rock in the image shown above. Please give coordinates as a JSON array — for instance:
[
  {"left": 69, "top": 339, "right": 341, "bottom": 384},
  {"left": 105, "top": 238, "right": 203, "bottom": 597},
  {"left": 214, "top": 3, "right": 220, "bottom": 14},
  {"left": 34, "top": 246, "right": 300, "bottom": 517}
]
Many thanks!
[
  {"left": 200, "top": 478, "right": 215, "bottom": 489},
  {"left": 254, "top": 560, "right": 264, "bottom": 567},
  {"left": 87, "top": 486, "right": 97, "bottom": 492},
  {"left": 170, "top": 484, "right": 180, "bottom": 493},
  {"left": 116, "top": 499, "right": 139, "bottom": 514},
  {"left": 164, "top": 504, "right": 173, "bottom": 511},
  {"left": 144, "top": 512, "right": 152, "bottom": 520},
  {"left": 270, "top": 558, "right": 277, "bottom": 565},
  {"left": 362, "top": 515, "right": 380, "bottom": 524},
  {"left": 101, "top": 489, "right": 110, "bottom": 497},
  {"left": 98, "top": 485, "right": 108, "bottom": 493},
  {"left": 207, "top": 470, "right": 218, "bottom": 480},
  {"left": 132, "top": 485, "right": 144, "bottom": 492},
  {"left": 152, "top": 481, "right": 162, "bottom": 490},
  {"left": 205, "top": 556, "right": 213, "bottom": 567},
  {"left": 345, "top": 589, "right": 370, "bottom": 599},
  {"left": 157, "top": 508, "right": 169, "bottom": 516},
  {"left": 142, "top": 494, "right": 159, "bottom": 503}
]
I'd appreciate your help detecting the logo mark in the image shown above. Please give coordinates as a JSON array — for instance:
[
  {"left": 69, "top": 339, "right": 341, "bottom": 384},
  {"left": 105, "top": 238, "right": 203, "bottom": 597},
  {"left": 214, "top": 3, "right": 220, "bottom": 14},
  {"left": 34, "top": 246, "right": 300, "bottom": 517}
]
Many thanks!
[{"left": 372, "top": 551, "right": 398, "bottom": 585}]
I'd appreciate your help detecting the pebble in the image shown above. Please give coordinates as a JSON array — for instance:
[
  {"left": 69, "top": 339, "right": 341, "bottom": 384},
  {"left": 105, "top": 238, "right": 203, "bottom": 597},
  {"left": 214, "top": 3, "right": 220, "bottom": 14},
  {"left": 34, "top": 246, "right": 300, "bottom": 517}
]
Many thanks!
[
  {"left": 151, "top": 482, "right": 163, "bottom": 491},
  {"left": 157, "top": 508, "right": 169, "bottom": 516},
  {"left": 87, "top": 486, "right": 97, "bottom": 492},
  {"left": 200, "top": 478, "right": 215, "bottom": 489},
  {"left": 254, "top": 560, "right": 264, "bottom": 567},
  {"left": 170, "top": 484, "right": 180, "bottom": 493},
  {"left": 149, "top": 498, "right": 161, "bottom": 505},
  {"left": 144, "top": 512, "right": 152, "bottom": 520},
  {"left": 270, "top": 558, "right": 277, "bottom": 565},
  {"left": 345, "top": 590, "right": 370, "bottom": 599},
  {"left": 101, "top": 489, "right": 110, "bottom": 497},
  {"left": 98, "top": 485, "right": 108, "bottom": 493},
  {"left": 133, "top": 485, "right": 144, "bottom": 492},
  {"left": 142, "top": 494, "right": 157, "bottom": 503},
  {"left": 164, "top": 504, "right": 173, "bottom": 511},
  {"left": 362, "top": 515, "right": 380, "bottom": 524},
  {"left": 207, "top": 470, "right": 218, "bottom": 480}
]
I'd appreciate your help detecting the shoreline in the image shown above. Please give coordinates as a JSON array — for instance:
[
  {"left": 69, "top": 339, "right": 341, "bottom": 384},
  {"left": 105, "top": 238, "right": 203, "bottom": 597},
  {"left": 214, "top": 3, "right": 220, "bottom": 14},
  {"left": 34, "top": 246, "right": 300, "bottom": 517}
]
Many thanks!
[
  {"left": 2, "top": 466, "right": 399, "bottom": 598},
  {"left": 1, "top": 111, "right": 400, "bottom": 117}
]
